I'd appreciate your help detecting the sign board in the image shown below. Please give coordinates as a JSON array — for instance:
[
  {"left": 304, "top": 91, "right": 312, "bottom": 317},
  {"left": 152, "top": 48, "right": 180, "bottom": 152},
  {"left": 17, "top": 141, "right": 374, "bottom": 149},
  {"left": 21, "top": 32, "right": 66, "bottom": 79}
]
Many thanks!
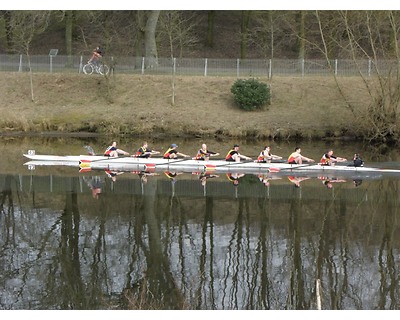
[{"left": 49, "top": 49, "right": 58, "bottom": 56}]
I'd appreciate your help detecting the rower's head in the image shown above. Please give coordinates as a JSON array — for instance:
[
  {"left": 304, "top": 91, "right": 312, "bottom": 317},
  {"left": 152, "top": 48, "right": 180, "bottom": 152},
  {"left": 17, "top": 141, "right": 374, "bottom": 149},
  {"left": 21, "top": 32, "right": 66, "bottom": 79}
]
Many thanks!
[
  {"left": 171, "top": 143, "right": 178, "bottom": 149},
  {"left": 143, "top": 141, "right": 148, "bottom": 147},
  {"left": 112, "top": 141, "right": 117, "bottom": 147},
  {"left": 202, "top": 143, "right": 207, "bottom": 150},
  {"left": 295, "top": 147, "right": 301, "bottom": 153},
  {"left": 233, "top": 144, "right": 239, "bottom": 150},
  {"left": 264, "top": 146, "right": 270, "bottom": 151},
  {"left": 327, "top": 150, "right": 334, "bottom": 156}
]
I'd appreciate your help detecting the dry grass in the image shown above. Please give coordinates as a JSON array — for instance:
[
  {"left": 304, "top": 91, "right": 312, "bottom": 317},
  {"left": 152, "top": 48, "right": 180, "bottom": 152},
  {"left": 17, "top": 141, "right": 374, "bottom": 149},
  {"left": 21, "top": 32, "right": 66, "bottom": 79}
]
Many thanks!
[{"left": 0, "top": 72, "right": 370, "bottom": 139}]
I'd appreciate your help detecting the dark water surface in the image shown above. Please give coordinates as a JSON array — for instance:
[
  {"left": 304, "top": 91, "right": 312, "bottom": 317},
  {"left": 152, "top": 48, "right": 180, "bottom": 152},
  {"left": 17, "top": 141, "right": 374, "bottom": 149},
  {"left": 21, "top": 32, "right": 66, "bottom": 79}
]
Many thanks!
[{"left": 1, "top": 136, "right": 400, "bottom": 310}]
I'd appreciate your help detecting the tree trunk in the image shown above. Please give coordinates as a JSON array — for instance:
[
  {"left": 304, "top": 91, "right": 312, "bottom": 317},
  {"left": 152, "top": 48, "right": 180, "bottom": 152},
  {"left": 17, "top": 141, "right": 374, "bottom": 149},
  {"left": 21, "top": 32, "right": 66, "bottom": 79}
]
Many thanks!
[
  {"left": 268, "top": 11, "right": 274, "bottom": 59},
  {"left": 206, "top": 10, "right": 215, "bottom": 47},
  {"left": 144, "top": 10, "right": 160, "bottom": 69},
  {"left": 3, "top": 11, "right": 13, "bottom": 52},
  {"left": 240, "top": 11, "right": 251, "bottom": 59},
  {"left": 297, "top": 11, "right": 306, "bottom": 60},
  {"left": 65, "top": 10, "right": 73, "bottom": 66}
]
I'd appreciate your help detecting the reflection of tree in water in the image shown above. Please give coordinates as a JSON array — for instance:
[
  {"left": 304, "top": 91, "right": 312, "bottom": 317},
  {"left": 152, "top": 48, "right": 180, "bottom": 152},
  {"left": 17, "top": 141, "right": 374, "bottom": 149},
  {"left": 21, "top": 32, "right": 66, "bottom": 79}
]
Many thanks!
[
  {"left": 0, "top": 175, "right": 15, "bottom": 248},
  {"left": 195, "top": 195, "right": 216, "bottom": 309},
  {"left": 122, "top": 180, "right": 186, "bottom": 309},
  {"left": 287, "top": 198, "right": 309, "bottom": 309},
  {"left": 377, "top": 180, "right": 399, "bottom": 309},
  {"left": 58, "top": 183, "right": 86, "bottom": 308},
  {"left": 221, "top": 197, "right": 253, "bottom": 309}
]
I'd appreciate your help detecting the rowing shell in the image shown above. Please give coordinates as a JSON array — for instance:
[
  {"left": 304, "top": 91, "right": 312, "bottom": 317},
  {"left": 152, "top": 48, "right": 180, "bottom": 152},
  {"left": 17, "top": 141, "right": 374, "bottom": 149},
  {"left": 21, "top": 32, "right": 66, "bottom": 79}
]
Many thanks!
[{"left": 23, "top": 151, "right": 400, "bottom": 175}]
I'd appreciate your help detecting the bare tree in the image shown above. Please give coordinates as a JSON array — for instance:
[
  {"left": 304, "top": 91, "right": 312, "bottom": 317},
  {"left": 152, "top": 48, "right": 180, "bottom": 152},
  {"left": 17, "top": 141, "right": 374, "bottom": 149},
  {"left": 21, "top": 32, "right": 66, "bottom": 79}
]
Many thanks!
[
  {"left": 240, "top": 11, "right": 251, "bottom": 59},
  {"left": 10, "top": 11, "right": 51, "bottom": 102},
  {"left": 315, "top": 10, "right": 400, "bottom": 143},
  {"left": 157, "top": 11, "right": 200, "bottom": 105},
  {"left": 158, "top": 11, "right": 200, "bottom": 58}
]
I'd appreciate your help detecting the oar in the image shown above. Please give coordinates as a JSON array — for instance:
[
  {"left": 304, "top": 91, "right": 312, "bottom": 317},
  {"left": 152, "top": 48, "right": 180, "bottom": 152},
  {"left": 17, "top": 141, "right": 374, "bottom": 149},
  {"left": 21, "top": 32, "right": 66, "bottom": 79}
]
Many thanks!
[
  {"left": 152, "top": 157, "right": 193, "bottom": 167},
  {"left": 277, "top": 162, "right": 319, "bottom": 171},
  {"left": 202, "top": 159, "right": 284, "bottom": 172}
]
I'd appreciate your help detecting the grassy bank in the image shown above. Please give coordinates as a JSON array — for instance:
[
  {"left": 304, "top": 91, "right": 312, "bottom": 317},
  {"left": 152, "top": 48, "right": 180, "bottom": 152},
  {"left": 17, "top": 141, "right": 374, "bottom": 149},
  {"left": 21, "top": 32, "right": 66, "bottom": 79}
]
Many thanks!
[{"left": 0, "top": 72, "right": 369, "bottom": 140}]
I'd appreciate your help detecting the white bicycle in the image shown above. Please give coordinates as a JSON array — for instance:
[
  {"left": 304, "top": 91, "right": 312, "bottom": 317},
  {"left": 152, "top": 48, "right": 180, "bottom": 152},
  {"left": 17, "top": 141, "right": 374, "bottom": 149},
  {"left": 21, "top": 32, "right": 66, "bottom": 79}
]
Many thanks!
[{"left": 82, "top": 61, "right": 110, "bottom": 75}]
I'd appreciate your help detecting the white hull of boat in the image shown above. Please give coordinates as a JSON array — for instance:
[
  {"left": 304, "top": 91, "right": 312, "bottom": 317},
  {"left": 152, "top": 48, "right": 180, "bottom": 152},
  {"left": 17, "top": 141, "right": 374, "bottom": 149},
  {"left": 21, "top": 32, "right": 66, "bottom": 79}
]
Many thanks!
[{"left": 23, "top": 153, "right": 400, "bottom": 175}]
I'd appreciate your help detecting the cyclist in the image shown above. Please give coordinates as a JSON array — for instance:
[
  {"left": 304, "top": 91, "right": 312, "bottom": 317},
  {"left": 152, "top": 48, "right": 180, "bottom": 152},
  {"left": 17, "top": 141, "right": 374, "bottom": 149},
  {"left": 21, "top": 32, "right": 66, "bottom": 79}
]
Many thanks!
[{"left": 88, "top": 46, "right": 104, "bottom": 67}]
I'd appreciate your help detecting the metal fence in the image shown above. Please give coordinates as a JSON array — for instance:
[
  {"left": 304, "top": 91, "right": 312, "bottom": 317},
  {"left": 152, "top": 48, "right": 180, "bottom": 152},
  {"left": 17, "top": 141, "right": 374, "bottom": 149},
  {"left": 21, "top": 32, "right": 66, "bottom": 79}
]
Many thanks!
[{"left": 0, "top": 54, "right": 398, "bottom": 77}]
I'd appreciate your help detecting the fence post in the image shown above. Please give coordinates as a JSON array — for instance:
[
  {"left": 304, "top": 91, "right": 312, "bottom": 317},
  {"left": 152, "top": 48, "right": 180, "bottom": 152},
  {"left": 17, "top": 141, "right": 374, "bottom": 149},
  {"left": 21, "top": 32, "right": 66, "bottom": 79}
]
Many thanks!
[
  {"left": 368, "top": 59, "right": 371, "bottom": 77},
  {"left": 18, "top": 54, "right": 23, "bottom": 72},
  {"left": 301, "top": 58, "right": 305, "bottom": 77},
  {"left": 268, "top": 59, "right": 272, "bottom": 79},
  {"left": 79, "top": 55, "right": 83, "bottom": 73},
  {"left": 173, "top": 57, "right": 176, "bottom": 74},
  {"left": 236, "top": 58, "right": 240, "bottom": 77},
  {"left": 141, "top": 57, "right": 145, "bottom": 74},
  {"left": 335, "top": 59, "right": 338, "bottom": 75},
  {"left": 50, "top": 56, "right": 53, "bottom": 73},
  {"left": 204, "top": 58, "right": 208, "bottom": 77}
]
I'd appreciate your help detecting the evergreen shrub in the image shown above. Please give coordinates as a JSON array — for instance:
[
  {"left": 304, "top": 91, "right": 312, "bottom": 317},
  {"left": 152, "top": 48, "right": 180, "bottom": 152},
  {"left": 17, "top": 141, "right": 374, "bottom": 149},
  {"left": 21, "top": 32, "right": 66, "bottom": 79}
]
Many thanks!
[{"left": 230, "top": 78, "right": 271, "bottom": 111}]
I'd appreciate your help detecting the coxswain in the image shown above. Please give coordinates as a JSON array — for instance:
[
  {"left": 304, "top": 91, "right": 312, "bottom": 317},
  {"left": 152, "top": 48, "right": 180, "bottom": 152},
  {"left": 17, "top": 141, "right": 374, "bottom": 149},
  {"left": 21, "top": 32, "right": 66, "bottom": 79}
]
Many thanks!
[
  {"left": 287, "top": 147, "right": 314, "bottom": 164},
  {"left": 193, "top": 143, "right": 219, "bottom": 161},
  {"left": 163, "top": 144, "right": 190, "bottom": 159},
  {"left": 352, "top": 153, "right": 364, "bottom": 167},
  {"left": 225, "top": 144, "right": 252, "bottom": 162}
]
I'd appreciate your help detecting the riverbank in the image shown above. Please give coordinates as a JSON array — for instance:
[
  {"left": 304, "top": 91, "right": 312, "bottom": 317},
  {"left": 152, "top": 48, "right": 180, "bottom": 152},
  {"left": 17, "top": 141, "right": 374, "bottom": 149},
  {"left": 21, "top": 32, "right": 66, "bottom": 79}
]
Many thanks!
[{"left": 0, "top": 72, "right": 369, "bottom": 140}]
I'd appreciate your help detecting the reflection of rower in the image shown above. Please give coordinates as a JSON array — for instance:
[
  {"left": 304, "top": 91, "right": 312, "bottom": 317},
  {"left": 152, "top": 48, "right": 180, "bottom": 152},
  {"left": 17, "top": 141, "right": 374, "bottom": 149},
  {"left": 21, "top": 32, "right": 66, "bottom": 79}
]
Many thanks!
[
  {"left": 318, "top": 176, "right": 347, "bottom": 189},
  {"left": 257, "top": 173, "right": 281, "bottom": 187},
  {"left": 82, "top": 175, "right": 103, "bottom": 199},
  {"left": 131, "top": 170, "right": 159, "bottom": 184},
  {"left": 226, "top": 172, "right": 245, "bottom": 186},
  {"left": 164, "top": 171, "right": 183, "bottom": 182},
  {"left": 105, "top": 169, "right": 124, "bottom": 182},
  {"left": 198, "top": 171, "right": 219, "bottom": 186},
  {"left": 288, "top": 176, "right": 310, "bottom": 188}
]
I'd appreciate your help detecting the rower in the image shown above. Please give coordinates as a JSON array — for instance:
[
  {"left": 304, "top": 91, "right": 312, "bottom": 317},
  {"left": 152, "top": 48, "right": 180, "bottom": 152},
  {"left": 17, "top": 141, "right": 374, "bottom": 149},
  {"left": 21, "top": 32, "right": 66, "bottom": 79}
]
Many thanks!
[
  {"left": 163, "top": 144, "right": 190, "bottom": 159},
  {"left": 256, "top": 146, "right": 282, "bottom": 163},
  {"left": 225, "top": 144, "right": 252, "bottom": 162},
  {"left": 287, "top": 147, "right": 314, "bottom": 164},
  {"left": 104, "top": 141, "right": 129, "bottom": 157},
  {"left": 193, "top": 143, "right": 219, "bottom": 161},
  {"left": 134, "top": 141, "right": 160, "bottom": 158},
  {"left": 320, "top": 149, "right": 347, "bottom": 166}
]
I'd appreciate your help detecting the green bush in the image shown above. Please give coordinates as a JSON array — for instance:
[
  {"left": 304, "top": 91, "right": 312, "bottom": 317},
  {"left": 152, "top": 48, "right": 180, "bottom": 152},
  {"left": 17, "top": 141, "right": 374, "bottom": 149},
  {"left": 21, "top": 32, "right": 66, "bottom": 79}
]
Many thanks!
[{"left": 230, "top": 78, "right": 271, "bottom": 111}]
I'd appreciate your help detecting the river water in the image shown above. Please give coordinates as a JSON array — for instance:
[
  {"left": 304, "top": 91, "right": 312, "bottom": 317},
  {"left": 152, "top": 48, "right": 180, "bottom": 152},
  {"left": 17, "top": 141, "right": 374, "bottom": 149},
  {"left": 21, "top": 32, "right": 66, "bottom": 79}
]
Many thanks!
[{"left": 1, "top": 136, "right": 400, "bottom": 310}]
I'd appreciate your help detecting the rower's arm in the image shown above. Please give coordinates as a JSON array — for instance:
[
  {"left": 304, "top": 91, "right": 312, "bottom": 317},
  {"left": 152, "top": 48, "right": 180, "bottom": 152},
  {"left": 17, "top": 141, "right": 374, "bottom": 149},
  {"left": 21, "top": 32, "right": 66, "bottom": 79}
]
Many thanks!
[
  {"left": 239, "top": 154, "right": 252, "bottom": 160},
  {"left": 117, "top": 149, "right": 129, "bottom": 155},
  {"left": 302, "top": 155, "right": 314, "bottom": 162},
  {"left": 177, "top": 152, "right": 190, "bottom": 158}
]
